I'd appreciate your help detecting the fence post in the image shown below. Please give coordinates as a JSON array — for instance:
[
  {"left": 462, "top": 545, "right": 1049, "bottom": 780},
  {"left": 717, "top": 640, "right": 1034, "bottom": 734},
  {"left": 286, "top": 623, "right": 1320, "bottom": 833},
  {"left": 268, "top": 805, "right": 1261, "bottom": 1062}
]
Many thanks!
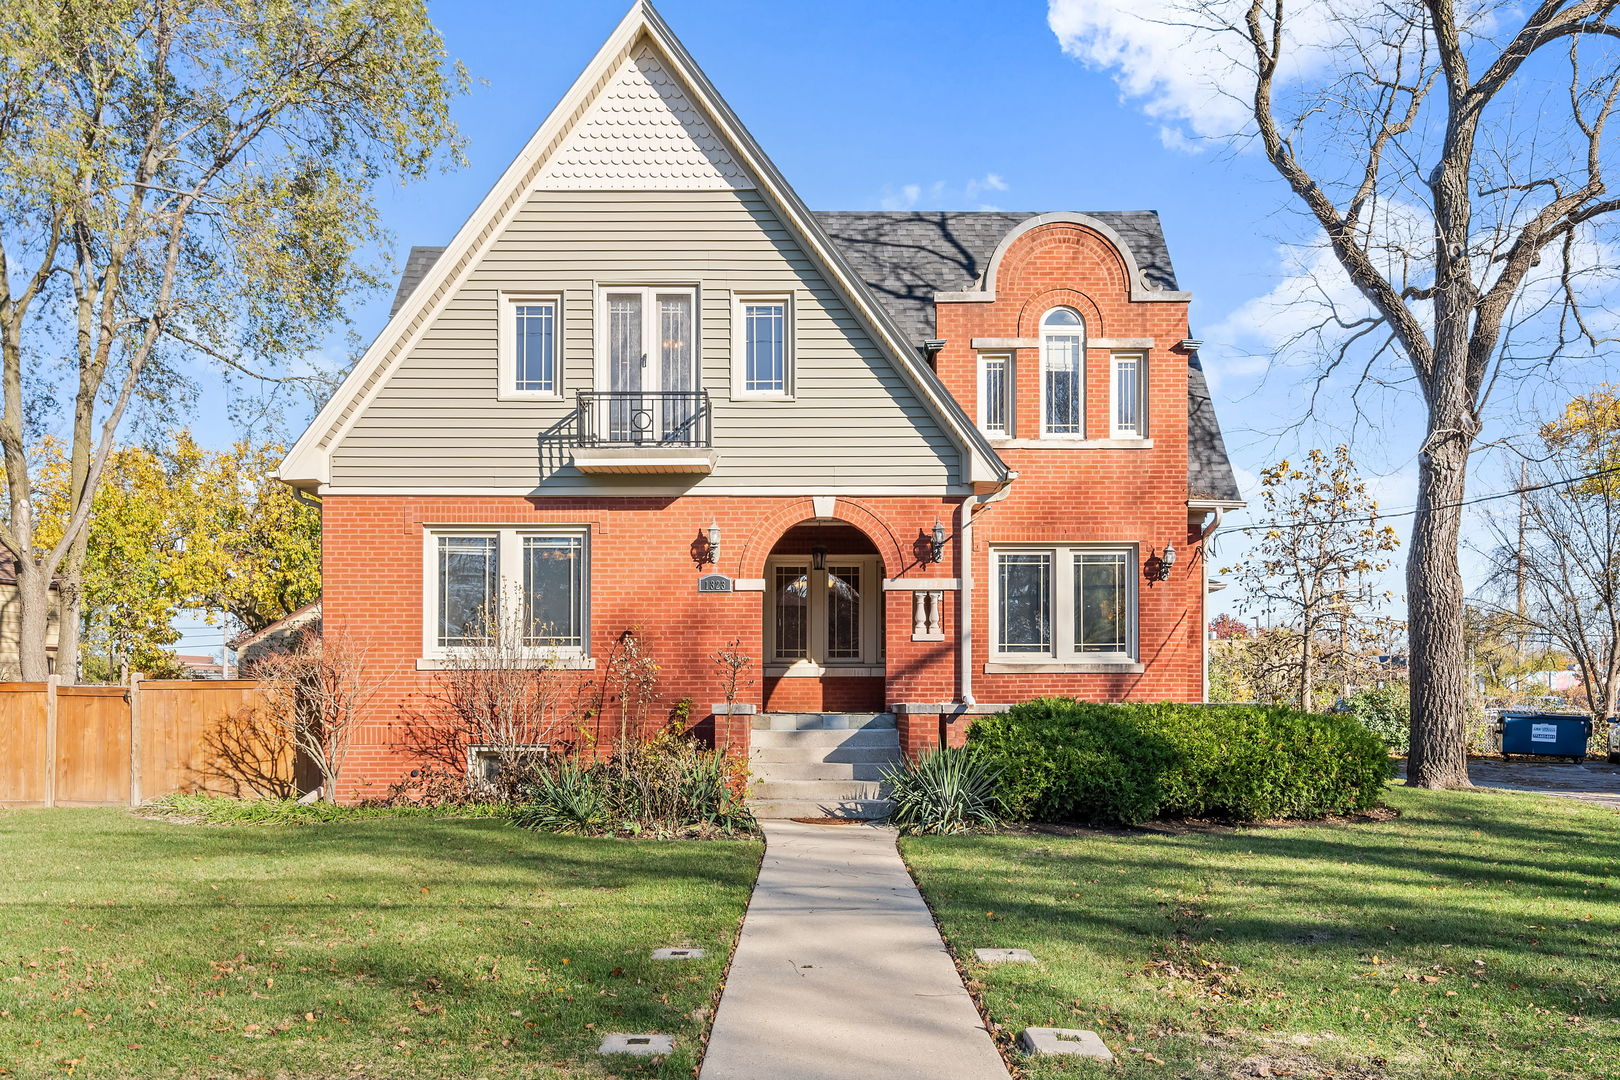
[
  {"left": 43, "top": 674, "right": 59, "bottom": 808},
  {"left": 128, "top": 673, "right": 143, "bottom": 807}
]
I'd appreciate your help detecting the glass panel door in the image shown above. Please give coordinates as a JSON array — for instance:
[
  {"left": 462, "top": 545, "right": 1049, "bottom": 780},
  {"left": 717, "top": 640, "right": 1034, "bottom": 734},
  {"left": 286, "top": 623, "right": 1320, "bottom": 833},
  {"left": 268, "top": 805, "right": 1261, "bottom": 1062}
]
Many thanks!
[
  {"left": 657, "top": 292, "right": 696, "bottom": 443},
  {"left": 606, "top": 292, "right": 644, "bottom": 441},
  {"left": 825, "top": 563, "right": 863, "bottom": 660}
]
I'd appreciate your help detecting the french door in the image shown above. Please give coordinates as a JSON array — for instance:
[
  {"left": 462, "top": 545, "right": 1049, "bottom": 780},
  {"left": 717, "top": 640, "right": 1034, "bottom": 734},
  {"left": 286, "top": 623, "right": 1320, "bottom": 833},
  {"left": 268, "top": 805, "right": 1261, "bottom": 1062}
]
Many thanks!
[
  {"left": 765, "top": 555, "right": 884, "bottom": 670},
  {"left": 599, "top": 287, "right": 698, "bottom": 443}
]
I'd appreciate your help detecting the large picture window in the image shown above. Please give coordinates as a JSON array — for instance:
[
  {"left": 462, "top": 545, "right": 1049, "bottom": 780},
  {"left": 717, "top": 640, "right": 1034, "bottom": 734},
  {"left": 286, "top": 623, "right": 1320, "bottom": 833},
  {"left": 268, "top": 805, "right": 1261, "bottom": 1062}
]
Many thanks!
[
  {"left": 991, "top": 544, "right": 1137, "bottom": 661},
  {"left": 427, "top": 529, "right": 588, "bottom": 656},
  {"left": 1040, "top": 307, "right": 1084, "bottom": 436}
]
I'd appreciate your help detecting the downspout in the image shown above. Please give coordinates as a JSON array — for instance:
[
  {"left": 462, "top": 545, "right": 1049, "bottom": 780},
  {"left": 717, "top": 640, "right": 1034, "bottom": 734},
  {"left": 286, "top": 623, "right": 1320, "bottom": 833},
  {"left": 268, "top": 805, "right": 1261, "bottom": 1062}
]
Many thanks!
[
  {"left": 1198, "top": 505, "right": 1225, "bottom": 702},
  {"left": 292, "top": 486, "right": 323, "bottom": 511},
  {"left": 959, "top": 475, "right": 1017, "bottom": 707}
]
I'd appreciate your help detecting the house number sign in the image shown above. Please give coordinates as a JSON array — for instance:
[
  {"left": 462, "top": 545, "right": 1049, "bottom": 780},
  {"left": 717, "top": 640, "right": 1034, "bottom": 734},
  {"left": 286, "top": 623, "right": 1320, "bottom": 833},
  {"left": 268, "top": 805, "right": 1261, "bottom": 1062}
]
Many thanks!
[{"left": 697, "top": 574, "right": 733, "bottom": 593}]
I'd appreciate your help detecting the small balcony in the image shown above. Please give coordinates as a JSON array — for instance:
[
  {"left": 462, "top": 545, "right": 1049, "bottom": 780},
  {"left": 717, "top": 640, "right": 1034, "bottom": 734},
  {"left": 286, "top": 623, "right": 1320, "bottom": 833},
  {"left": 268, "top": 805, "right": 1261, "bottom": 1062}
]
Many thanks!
[{"left": 570, "top": 390, "right": 718, "bottom": 475}]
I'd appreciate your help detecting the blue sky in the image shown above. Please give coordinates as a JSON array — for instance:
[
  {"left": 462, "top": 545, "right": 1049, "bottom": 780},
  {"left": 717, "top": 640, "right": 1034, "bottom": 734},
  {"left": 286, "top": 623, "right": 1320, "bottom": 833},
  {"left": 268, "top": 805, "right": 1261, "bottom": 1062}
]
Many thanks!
[{"left": 175, "top": 0, "right": 1559, "bottom": 652}]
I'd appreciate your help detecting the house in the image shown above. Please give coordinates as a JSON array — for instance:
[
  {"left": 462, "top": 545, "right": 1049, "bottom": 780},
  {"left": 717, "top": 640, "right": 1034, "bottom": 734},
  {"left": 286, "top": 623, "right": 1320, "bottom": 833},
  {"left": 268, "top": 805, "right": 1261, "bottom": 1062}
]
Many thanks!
[
  {"left": 227, "top": 600, "right": 322, "bottom": 671},
  {"left": 0, "top": 555, "right": 60, "bottom": 679},
  {"left": 174, "top": 653, "right": 226, "bottom": 679},
  {"left": 278, "top": 2, "right": 1243, "bottom": 802}
]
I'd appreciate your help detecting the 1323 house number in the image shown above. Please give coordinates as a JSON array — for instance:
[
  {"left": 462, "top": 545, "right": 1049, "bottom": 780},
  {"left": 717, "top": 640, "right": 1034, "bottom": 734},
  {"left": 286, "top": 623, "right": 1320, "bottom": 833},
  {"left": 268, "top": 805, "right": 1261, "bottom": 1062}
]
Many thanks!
[{"left": 697, "top": 574, "right": 733, "bottom": 593}]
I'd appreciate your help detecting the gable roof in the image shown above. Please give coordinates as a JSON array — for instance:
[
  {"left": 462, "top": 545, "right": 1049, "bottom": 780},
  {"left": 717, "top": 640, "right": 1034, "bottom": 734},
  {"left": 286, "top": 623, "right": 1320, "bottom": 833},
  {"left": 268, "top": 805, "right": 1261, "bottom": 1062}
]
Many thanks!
[{"left": 280, "top": 0, "right": 1007, "bottom": 492}]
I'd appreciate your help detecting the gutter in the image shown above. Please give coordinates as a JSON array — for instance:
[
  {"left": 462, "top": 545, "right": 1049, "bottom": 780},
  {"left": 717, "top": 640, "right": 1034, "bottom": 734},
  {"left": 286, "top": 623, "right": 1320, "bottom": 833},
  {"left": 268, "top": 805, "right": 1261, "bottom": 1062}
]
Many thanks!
[
  {"left": 959, "top": 473, "right": 1018, "bottom": 706},
  {"left": 1191, "top": 501, "right": 1229, "bottom": 702}
]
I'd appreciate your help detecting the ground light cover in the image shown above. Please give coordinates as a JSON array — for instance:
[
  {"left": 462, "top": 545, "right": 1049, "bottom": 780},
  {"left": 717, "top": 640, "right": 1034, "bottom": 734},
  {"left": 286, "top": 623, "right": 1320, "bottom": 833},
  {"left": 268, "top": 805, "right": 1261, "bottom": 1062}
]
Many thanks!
[
  {"left": 0, "top": 808, "right": 761, "bottom": 1079},
  {"left": 901, "top": 786, "right": 1620, "bottom": 1079}
]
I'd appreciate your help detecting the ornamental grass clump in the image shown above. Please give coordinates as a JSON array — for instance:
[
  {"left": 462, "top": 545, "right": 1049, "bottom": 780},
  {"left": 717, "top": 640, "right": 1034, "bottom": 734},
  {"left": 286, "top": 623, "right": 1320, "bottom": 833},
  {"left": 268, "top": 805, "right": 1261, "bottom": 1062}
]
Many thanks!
[
  {"left": 882, "top": 746, "right": 1003, "bottom": 835},
  {"left": 968, "top": 698, "right": 1391, "bottom": 826}
]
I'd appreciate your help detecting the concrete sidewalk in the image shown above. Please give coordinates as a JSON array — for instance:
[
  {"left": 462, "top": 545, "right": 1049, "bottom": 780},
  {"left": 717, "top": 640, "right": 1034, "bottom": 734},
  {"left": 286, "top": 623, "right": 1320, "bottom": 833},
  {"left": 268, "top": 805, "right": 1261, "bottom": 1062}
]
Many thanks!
[{"left": 700, "top": 821, "right": 1009, "bottom": 1080}]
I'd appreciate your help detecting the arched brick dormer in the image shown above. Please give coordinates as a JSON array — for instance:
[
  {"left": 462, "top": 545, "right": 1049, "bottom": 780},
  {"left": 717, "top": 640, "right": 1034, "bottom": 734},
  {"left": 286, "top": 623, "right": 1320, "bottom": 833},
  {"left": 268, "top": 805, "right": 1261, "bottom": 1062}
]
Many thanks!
[{"left": 978, "top": 212, "right": 1191, "bottom": 304}]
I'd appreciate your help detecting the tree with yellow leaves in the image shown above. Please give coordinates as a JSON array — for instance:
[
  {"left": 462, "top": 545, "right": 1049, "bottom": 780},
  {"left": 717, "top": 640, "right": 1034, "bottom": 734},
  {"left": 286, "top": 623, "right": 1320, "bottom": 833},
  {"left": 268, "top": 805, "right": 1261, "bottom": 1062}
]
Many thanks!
[{"left": 1223, "top": 446, "right": 1401, "bottom": 712}]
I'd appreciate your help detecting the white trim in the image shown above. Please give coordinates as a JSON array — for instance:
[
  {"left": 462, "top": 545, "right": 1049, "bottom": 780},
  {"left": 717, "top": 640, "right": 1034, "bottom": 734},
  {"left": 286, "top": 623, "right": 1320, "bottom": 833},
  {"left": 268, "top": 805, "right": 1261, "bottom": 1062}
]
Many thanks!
[
  {"left": 419, "top": 656, "right": 595, "bottom": 671},
  {"left": 977, "top": 351, "right": 1013, "bottom": 438},
  {"left": 422, "top": 525, "right": 591, "bottom": 662},
  {"left": 764, "top": 663, "right": 885, "bottom": 678},
  {"left": 936, "top": 290, "right": 996, "bottom": 303},
  {"left": 1091, "top": 337, "right": 1155, "bottom": 349},
  {"left": 1109, "top": 350, "right": 1148, "bottom": 439},
  {"left": 1187, "top": 497, "right": 1248, "bottom": 511},
  {"left": 991, "top": 438, "right": 1152, "bottom": 450},
  {"left": 977, "top": 212, "right": 1193, "bottom": 302},
  {"left": 497, "top": 292, "right": 563, "bottom": 401},
  {"left": 810, "top": 495, "right": 837, "bottom": 519},
  {"left": 730, "top": 291, "right": 794, "bottom": 400},
  {"left": 983, "top": 661, "right": 1144, "bottom": 674},
  {"left": 988, "top": 542, "right": 1139, "bottom": 663},
  {"left": 732, "top": 578, "right": 766, "bottom": 591},
  {"left": 315, "top": 484, "right": 976, "bottom": 497},
  {"left": 1038, "top": 307, "right": 1085, "bottom": 438},
  {"left": 278, "top": 1, "right": 1011, "bottom": 492},
  {"left": 971, "top": 337, "right": 1038, "bottom": 349}
]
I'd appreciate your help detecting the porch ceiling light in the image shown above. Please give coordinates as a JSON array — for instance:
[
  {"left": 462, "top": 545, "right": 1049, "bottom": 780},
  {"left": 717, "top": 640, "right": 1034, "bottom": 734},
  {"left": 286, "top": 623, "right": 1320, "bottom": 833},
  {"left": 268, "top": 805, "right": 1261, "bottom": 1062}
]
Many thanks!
[
  {"left": 1154, "top": 541, "right": 1177, "bottom": 581},
  {"left": 706, "top": 520, "right": 721, "bottom": 564},
  {"left": 929, "top": 518, "right": 948, "bottom": 564},
  {"left": 811, "top": 546, "right": 827, "bottom": 572}
]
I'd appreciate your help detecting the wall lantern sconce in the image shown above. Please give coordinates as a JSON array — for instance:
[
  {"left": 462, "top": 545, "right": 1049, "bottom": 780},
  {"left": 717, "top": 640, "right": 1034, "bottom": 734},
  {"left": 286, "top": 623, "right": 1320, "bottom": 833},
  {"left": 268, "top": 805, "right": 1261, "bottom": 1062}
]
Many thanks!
[
  {"left": 929, "top": 518, "right": 948, "bottom": 564},
  {"left": 704, "top": 520, "right": 721, "bottom": 565},
  {"left": 811, "top": 546, "right": 827, "bottom": 572},
  {"left": 1153, "top": 541, "right": 1177, "bottom": 581}
]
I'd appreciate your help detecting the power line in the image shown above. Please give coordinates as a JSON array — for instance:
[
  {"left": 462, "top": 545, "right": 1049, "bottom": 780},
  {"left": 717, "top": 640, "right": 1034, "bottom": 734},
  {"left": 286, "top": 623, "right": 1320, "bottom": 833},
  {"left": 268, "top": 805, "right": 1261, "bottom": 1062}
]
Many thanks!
[{"left": 1214, "top": 464, "right": 1620, "bottom": 536}]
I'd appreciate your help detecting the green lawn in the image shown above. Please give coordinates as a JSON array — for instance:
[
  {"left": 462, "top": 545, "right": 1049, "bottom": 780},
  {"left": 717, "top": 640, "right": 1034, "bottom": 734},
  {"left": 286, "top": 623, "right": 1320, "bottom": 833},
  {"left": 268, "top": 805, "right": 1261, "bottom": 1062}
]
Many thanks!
[
  {"left": 0, "top": 808, "right": 761, "bottom": 1079},
  {"left": 901, "top": 786, "right": 1620, "bottom": 1079}
]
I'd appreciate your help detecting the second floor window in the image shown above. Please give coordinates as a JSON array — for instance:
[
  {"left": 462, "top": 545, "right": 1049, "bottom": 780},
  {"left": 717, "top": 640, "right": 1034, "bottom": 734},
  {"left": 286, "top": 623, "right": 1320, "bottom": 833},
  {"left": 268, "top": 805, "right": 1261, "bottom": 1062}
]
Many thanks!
[
  {"left": 1111, "top": 351, "right": 1146, "bottom": 437},
  {"left": 499, "top": 295, "right": 561, "bottom": 399},
  {"left": 980, "top": 352, "right": 1012, "bottom": 437},
  {"left": 733, "top": 294, "right": 792, "bottom": 398},
  {"left": 1040, "top": 307, "right": 1084, "bottom": 436}
]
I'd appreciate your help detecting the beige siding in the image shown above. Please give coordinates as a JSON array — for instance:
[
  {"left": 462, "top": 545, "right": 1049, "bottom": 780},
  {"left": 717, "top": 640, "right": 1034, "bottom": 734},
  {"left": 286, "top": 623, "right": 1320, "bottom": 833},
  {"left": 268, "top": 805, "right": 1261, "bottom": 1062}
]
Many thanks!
[{"left": 330, "top": 189, "right": 962, "bottom": 492}]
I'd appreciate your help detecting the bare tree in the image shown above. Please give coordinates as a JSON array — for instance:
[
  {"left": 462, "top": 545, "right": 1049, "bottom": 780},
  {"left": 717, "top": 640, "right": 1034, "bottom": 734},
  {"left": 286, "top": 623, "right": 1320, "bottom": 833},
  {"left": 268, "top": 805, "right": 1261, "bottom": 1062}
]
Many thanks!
[
  {"left": 419, "top": 602, "right": 589, "bottom": 800},
  {"left": 1223, "top": 447, "right": 1401, "bottom": 709},
  {"left": 1160, "top": 1, "right": 1620, "bottom": 785},
  {"left": 249, "top": 630, "right": 377, "bottom": 804}
]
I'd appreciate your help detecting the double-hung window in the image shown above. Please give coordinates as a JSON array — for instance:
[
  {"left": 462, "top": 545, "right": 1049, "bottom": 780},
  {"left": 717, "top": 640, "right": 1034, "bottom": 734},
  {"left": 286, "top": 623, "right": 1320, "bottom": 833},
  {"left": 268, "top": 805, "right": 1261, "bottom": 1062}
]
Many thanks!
[
  {"left": 499, "top": 295, "right": 561, "bottom": 399},
  {"left": 979, "top": 352, "right": 1012, "bottom": 437},
  {"left": 1040, "top": 307, "right": 1084, "bottom": 436},
  {"left": 1111, "top": 351, "right": 1147, "bottom": 438},
  {"left": 732, "top": 293, "right": 793, "bottom": 399},
  {"left": 992, "top": 544, "right": 1137, "bottom": 662},
  {"left": 427, "top": 528, "right": 589, "bottom": 658}
]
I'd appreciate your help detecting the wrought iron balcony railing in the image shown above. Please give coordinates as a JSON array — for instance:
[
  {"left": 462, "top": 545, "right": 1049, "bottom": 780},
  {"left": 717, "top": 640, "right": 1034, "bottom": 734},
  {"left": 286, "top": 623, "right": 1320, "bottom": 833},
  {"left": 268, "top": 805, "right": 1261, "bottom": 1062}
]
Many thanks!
[{"left": 576, "top": 390, "right": 712, "bottom": 449}]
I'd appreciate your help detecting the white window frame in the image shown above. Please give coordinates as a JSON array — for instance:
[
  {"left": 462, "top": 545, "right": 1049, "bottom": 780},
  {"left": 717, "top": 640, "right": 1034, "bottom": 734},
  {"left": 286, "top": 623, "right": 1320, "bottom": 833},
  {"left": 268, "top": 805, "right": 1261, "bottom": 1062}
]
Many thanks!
[
  {"left": 422, "top": 526, "right": 590, "bottom": 661},
  {"left": 497, "top": 293, "right": 563, "bottom": 400},
  {"left": 1039, "top": 307, "right": 1086, "bottom": 438},
  {"left": 977, "top": 351, "right": 1013, "bottom": 437},
  {"left": 730, "top": 292, "right": 794, "bottom": 400},
  {"left": 989, "top": 543, "right": 1138, "bottom": 662},
  {"left": 1110, "top": 350, "right": 1147, "bottom": 439},
  {"left": 593, "top": 284, "right": 701, "bottom": 394}
]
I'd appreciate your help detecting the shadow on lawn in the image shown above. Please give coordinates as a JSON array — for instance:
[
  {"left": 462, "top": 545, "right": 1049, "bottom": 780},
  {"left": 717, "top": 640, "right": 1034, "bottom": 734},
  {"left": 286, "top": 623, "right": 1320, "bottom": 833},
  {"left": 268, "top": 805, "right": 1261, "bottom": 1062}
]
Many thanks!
[{"left": 908, "top": 791, "right": 1620, "bottom": 1024}]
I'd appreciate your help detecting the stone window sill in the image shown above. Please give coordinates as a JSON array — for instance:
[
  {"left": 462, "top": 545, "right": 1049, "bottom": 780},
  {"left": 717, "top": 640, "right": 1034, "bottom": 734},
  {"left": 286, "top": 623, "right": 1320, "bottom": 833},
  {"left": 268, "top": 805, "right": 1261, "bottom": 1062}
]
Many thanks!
[
  {"left": 982, "top": 660, "right": 1144, "bottom": 674},
  {"left": 415, "top": 656, "right": 596, "bottom": 671}
]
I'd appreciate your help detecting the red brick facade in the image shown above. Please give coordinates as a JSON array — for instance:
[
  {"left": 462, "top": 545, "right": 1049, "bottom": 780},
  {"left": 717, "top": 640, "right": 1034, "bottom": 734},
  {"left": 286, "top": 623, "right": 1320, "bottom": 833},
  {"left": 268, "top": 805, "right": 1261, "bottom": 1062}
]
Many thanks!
[{"left": 319, "top": 220, "right": 1213, "bottom": 799}]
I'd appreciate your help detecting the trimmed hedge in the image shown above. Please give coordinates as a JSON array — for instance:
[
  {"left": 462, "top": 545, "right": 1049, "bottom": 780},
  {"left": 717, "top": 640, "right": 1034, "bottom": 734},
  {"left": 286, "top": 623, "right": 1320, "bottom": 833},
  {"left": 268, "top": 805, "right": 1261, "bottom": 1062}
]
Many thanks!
[{"left": 967, "top": 699, "right": 1392, "bottom": 825}]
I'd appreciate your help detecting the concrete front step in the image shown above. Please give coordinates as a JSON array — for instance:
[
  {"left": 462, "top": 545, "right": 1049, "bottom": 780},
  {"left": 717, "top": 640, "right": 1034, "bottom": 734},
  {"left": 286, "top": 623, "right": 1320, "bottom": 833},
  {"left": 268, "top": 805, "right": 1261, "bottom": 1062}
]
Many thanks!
[
  {"left": 751, "top": 712, "right": 897, "bottom": 731},
  {"left": 749, "top": 743, "right": 901, "bottom": 765},
  {"left": 749, "top": 760, "right": 891, "bottom": 782},
  {"left": 751, "top": 779, "right": 891, "bottom": 802},
  {"left": 749, "top": 727, "right": 901, "bottom": 750},
  {"left": 748, "top": 798, "right": 895, "bottom": 820}
]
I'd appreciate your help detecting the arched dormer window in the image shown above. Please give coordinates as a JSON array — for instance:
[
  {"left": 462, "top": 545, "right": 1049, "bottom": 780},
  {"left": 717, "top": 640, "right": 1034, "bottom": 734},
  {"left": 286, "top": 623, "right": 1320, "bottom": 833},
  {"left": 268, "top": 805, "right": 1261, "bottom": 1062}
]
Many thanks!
[{"left": 1040, "top": 307, "right": 1084, "bottom": 436}]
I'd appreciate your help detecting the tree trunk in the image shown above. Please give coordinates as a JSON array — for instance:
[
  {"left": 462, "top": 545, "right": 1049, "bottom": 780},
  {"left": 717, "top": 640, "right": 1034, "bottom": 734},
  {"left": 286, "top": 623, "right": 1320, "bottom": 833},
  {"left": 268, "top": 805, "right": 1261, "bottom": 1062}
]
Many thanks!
[
  {"left": 1406, "top": 421, "right": 1474, "bottom": 788},
  {"left": 55, "top": 573, "right": 83, "bottom": 685},
  {"left": 13, "top": 562, "right": 53, "bottom": 682}
]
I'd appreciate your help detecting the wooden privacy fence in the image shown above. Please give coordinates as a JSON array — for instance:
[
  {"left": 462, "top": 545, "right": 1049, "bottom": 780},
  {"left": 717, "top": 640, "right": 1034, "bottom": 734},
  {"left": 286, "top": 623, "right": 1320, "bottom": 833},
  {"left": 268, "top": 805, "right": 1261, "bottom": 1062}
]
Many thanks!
[{"left": 0, "top": 677, "right": 290, "bottom": 807}]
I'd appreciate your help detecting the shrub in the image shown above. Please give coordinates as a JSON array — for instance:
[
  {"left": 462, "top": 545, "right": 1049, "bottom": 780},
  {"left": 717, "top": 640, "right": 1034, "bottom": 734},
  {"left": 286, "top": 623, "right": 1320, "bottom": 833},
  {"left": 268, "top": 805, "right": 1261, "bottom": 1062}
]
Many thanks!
[
  {"left": 967, "top": 699, "right": 1391, "bottom": 825},
  {"left": 513, "top": 727, "right": 755, "bottom": 839},
  {"left": 883, "top": 746, "right": 1003, "bottom": 835},
  {"left": 1342, "top": 684, "right": 1410, "bottom": 755}
]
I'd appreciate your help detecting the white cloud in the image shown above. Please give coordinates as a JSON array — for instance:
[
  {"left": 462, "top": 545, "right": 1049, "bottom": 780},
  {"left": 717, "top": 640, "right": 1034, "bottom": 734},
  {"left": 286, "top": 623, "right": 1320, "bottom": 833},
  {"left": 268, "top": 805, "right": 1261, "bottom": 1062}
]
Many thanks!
[{"left": 878, "top": 174, "right": 1011, "bottom": 211}]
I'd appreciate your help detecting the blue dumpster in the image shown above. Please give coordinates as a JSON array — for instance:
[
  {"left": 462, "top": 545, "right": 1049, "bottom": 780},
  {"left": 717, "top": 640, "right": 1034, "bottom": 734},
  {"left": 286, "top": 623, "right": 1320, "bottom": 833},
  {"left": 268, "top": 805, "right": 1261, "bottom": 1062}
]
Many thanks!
[{"left": 1497, "top": 711, "right": 1593, "bottom": 760}]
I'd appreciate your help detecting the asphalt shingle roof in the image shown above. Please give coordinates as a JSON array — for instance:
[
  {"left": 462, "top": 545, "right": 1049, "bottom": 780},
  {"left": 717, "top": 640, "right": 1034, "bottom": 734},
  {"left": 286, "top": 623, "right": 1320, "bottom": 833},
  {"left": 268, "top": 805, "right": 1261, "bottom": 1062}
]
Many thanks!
[{"left": 384, "top": 209, "right": 1241, "bottom": 504}]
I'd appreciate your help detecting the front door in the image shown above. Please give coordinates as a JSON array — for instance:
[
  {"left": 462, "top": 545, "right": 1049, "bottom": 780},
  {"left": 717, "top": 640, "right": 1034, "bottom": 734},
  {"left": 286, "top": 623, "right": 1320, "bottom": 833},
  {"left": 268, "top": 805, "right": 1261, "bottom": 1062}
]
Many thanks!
[
  {"left": 601, "top": 287, "right": 697, "bottom": 444},
  {"left": 765, "top": 555, "right": 884, "bottom": 672}
]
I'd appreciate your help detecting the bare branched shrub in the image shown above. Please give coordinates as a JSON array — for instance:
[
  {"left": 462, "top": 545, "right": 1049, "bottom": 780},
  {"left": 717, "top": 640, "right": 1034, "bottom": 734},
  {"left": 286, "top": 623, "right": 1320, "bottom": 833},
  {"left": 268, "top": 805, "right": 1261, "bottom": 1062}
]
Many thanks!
[
  {"left": 712, "top": 637, "right": 755, "bottom": 710},
  {"left": 248, "top": 630, "right": 377, "bottom": 804},
  {"left": 601, "top": 627, "right": 659, "bottom": 745},
  {"left": 418, "top": 602, "right": 590, "bottom": 801}
]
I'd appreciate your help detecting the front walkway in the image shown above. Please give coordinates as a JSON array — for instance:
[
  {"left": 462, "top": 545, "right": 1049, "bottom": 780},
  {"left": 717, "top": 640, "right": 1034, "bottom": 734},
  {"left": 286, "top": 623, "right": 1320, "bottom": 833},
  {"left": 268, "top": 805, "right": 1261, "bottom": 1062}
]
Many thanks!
[{"left": 700, "top": 821, "right": 1009, "bottom": 1080}]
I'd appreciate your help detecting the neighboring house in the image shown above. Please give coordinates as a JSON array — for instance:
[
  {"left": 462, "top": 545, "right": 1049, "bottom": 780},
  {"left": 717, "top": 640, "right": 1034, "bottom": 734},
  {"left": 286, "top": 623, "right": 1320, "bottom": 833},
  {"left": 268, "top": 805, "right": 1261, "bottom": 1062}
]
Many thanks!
[
  {"left": 175, "top": 654, "right": 225, "bottom": 679},
  {"left": 278, "top": 2, "right": 1243, "bottom": 798},
  {"left": 228, "top": 600, "right": 322, "bottom": 671},
  {"left": 0, "top": 556, "right": 60, "bottom": 679}
]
